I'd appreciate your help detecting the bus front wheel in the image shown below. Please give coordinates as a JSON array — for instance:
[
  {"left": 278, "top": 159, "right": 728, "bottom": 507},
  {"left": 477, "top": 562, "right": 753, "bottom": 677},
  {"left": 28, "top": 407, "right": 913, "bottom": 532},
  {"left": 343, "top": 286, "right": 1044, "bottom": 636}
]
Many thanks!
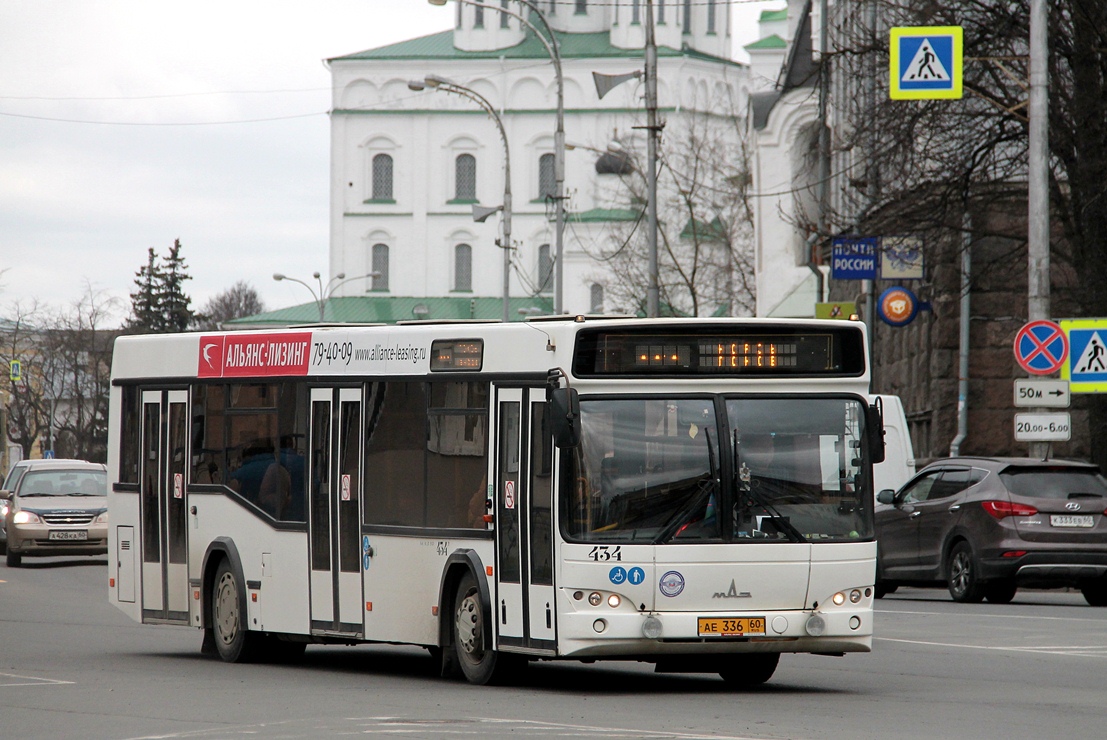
[
  {"left": 211, "top": 559, "right": 261, "bottom": 663},
  {"left": 718, "top": 653, "right": 780, "bottom": 687},
  {"left": 453, "top": 572, "right": 515, "bottom": 685}
]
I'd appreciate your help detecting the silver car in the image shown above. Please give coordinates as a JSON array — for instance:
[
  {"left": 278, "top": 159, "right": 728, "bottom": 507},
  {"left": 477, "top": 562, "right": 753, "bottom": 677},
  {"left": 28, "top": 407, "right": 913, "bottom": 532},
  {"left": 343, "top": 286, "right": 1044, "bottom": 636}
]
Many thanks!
[
  {"left": 875, "top": 457, "right": 1107, "bottom": 605},
  {"left": 1, "top": 459, "right": 108, "bottom": 567}
]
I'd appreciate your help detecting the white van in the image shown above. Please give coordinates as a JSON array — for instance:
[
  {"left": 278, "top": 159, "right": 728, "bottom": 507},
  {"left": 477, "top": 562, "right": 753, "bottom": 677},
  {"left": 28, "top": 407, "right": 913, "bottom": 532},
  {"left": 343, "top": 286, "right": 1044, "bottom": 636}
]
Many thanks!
[{"left": 872, "top": 394, "right": 915, "bottom": 495}]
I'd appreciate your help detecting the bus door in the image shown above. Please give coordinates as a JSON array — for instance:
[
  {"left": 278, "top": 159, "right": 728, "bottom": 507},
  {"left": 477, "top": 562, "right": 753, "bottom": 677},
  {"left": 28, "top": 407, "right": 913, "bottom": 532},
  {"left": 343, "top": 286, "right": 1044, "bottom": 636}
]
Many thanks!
[
  {"left": 139, "top": 389, "right": 190, "bottom": 624},
  {"left": 308, "top": 387, "right": 364, "bottom": 636},
  {"left": 493, "top": 387, "right": 556, "bottom": 653}
]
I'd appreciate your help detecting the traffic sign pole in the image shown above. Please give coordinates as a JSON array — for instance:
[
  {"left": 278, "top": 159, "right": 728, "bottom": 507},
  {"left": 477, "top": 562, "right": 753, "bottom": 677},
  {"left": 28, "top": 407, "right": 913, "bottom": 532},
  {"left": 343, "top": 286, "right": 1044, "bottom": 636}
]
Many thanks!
[{"left": 1012, "top": 320, "right": 1069, "bottom": 458}]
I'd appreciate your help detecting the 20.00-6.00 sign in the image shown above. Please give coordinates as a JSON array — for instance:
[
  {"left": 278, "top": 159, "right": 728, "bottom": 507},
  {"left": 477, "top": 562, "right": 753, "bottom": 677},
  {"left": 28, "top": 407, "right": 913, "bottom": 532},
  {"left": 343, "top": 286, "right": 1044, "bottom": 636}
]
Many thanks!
[{"left": 1014, "top": 412, "right": 1071, "bottom": 442}]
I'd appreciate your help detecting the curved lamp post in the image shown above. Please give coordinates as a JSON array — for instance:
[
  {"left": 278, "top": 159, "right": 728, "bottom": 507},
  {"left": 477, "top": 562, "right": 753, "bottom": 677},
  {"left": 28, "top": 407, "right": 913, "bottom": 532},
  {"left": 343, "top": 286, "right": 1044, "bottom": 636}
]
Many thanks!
[
  {"left": 409, "top": 74, "right": 513, "bottom": 323},
  {"left": 428, "top": 0, "right": 564, "bottom": 314},
  {"left": 272, "top": 271, "right": 377, "bottom": 322}
]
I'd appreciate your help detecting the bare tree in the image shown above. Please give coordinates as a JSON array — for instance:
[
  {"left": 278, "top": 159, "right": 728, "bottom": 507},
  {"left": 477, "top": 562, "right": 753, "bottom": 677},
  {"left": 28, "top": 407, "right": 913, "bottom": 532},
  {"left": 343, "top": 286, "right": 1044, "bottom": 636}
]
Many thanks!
[
  {"left": 41, "top": 287, "right": 122, "bottom": 462},
  {"left": 583, "top": 110, "right": 756, "bottom": 317},
  {"left": 1, "top": 301, "right": 51, "bottom": 460},
  {"left": 2, "top": 288, "right": 121, "bottom": 463},
  {"left": 196, "top": 280, "right": 266, "bottom": 330},
  {"left": 813, "top": 0, "right": 1107, "bottom": 462}
]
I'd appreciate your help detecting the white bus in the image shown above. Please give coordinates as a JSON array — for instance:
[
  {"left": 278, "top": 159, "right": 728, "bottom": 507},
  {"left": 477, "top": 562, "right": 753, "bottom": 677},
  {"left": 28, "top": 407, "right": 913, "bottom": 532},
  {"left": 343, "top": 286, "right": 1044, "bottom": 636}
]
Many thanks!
[{"left": 107, "top": 317, "right": 885, "bottom": 686}]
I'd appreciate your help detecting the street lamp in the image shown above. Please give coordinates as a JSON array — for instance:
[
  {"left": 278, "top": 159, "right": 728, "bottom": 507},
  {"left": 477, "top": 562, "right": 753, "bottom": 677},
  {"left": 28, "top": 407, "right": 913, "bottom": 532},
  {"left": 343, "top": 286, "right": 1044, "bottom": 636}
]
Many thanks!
[
  {"left": 592, "top": 1, "right": 661, "bottom": 318},
  {"left": 272, "top": 270, "right": 378, "bottom": 322},
  {"left": 409, "top": 74, "right": 513, "bottom": 323},
  {"left": 428, "top": 0, "right": 565, "bottom": 315}
]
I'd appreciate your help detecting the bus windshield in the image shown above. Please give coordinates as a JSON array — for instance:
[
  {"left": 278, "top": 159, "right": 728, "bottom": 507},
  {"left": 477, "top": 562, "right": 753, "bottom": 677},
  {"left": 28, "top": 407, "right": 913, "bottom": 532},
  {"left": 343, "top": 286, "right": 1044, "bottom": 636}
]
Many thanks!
[{"left": 563, "top": 396, "right": 873, "bottom": 544}]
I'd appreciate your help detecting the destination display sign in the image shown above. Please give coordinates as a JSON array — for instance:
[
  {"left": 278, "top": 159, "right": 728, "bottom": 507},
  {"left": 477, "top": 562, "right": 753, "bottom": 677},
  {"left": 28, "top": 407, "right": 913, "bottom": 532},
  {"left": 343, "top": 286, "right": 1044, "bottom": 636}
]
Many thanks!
[{"left": 572, "top": 325, "right": 866, "bottom": 377}]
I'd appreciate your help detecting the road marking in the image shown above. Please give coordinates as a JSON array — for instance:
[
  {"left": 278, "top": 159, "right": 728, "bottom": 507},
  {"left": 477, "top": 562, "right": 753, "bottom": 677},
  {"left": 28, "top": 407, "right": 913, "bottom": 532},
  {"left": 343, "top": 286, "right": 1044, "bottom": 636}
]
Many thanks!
[
  {"left": 354, "top": 718, "right": 772, "bottom": 738},
  {"left": 0, "top": 671, "right": 74, "bottom": 687},
  {"left": 126, "top": 717, "right": 780, "bottom": 739},
  {"left": 877, "top": 637, "right": 1107, "bottom": 658},
  {"left": 877, "top": 608, "right": 1106, "bottom": 624}
]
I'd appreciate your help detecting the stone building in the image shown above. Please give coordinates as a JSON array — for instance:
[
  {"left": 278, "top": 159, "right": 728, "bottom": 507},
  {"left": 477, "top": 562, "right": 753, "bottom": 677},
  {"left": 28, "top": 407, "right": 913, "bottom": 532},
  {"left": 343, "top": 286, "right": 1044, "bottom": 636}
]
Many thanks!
[{"left": 748, "top": 0, "right": 1090, "bottom": 463}]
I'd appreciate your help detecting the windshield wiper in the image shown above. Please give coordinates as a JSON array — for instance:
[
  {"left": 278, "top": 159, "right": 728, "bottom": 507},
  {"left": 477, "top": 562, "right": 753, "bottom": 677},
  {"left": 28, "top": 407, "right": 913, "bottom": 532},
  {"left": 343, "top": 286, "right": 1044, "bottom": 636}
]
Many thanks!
[
  {"left": 653, "top": 429, "right": 719, "bottom": 545},
  {"left": 652, "top": 482, "right": 714, "bottom": 544},
  {"left": 733, "top": 430, "right": 806, "bottom": 543}
]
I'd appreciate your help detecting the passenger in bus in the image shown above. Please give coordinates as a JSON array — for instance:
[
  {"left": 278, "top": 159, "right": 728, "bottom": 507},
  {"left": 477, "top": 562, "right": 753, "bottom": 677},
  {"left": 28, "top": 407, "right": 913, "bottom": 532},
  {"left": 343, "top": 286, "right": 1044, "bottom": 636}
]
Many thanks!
[
  {"left": 276, "top": 435, "right": 306, "bottom": 520},
  {"left": 230, "top": 439, "right": 305, "bottom": 520},
  {"left": 258, "top": 462, "right": 290, "bottom": 518},
  {"left": 228, "top": 442, "right": 273, "bottom": 504},
  {"left": 467, "top": 473, "right": 489, "bottom": 528}
]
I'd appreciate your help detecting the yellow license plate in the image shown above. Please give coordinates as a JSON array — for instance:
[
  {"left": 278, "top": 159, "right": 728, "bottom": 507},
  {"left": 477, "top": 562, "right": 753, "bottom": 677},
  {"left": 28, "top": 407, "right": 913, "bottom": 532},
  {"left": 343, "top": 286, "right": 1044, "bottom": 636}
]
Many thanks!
[{"left": 698, "top": 617, "right": 766, "bottom": 637}]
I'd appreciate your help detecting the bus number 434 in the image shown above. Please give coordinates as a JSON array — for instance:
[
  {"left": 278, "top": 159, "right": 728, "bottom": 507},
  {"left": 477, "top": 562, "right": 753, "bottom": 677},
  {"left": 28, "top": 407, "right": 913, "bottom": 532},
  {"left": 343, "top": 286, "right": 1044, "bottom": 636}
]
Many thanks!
[{"left": 589, "top": 545, "right": 622, "bottom": 562}]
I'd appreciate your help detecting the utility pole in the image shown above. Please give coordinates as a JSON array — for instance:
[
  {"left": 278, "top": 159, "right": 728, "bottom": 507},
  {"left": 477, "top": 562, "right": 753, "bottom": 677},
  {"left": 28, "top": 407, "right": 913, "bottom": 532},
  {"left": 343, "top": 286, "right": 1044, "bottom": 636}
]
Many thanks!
[
  {"left": 1027, "top": 0, "right": 1051, "bottom": 459},
  {"left": 644, "top": 0, "right": 660, "bottom": 318}
]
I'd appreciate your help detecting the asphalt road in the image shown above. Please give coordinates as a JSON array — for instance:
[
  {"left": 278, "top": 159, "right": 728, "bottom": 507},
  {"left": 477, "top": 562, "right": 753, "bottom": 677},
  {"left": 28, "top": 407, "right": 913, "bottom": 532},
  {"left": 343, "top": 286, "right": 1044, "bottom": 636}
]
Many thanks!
[{"left": 1, "top": 556, "right": 1104, "bottom": 740}]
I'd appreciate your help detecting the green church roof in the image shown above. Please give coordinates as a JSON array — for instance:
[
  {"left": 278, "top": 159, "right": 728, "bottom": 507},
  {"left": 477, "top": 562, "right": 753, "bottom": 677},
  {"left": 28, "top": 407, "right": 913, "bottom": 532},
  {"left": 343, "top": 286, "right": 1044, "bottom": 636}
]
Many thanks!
[
  {"left": 225, "top": 295, "right": 555, "bottom": 328},
  {"left": 759, "top": 9, "right": 789, "bottom": 23},
  {"left": 745, "top": 34, "right": 787, "bottom": 51},
  {"left": 330, "top": 29, "right": 741, "bottom": 67}
]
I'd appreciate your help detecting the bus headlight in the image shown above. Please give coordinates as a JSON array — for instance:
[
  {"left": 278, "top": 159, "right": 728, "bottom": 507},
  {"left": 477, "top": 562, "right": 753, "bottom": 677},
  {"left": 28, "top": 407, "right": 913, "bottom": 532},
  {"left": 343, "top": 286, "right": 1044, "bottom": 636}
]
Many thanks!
[
  {"left": 832, "top": 592, "right": 846, "bottom": 606},
  {"left": 642, "top": 615, "right": 663, "bottom": 639},
  {"left": 588, "top": 592, "right": 602, "bottom": 606},
  {"left": 607, "top": 594, "right": 621, "bottom": 608}
]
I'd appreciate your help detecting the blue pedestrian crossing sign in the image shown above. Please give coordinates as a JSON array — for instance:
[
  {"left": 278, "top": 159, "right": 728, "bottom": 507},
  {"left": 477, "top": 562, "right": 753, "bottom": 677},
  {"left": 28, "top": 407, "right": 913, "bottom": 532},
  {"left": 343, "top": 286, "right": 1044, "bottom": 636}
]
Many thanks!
[
  {"left": 890, "top": 26, "right": 963, "bottom": 100},
  {"left": 1061, "top": 319, "right": 1107, "bottom": 393}
]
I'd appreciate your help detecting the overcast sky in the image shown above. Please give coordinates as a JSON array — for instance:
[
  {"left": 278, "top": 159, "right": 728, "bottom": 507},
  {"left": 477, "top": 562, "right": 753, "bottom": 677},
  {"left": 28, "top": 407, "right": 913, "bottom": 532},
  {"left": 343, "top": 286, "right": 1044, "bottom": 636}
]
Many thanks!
[{"left": 0, "top": 0, "right": 779, "bottom": 325}]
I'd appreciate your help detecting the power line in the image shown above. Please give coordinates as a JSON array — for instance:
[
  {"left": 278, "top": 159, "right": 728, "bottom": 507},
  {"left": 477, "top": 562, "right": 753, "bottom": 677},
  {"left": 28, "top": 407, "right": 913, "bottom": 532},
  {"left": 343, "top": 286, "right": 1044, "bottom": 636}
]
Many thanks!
[
  {"left": 0, "top": 86, "right": 329, "bottom": 102},
  {"left": 0, "top": 109, "right": 325, "bottom": 126}
]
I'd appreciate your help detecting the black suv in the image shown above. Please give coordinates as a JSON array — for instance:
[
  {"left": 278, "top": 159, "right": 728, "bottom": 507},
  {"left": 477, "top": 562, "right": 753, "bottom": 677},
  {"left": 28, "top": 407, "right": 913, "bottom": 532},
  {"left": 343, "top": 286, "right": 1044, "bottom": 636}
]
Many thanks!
[{"left": 875, "top": 457, "right": 1107, "bottom": 605}]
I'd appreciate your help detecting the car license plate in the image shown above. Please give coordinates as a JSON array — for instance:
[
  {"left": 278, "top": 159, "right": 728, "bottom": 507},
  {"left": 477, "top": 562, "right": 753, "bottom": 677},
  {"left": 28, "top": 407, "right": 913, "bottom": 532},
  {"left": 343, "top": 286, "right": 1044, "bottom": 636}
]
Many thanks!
[
  {"left": 1049, "top": 515, "right": 1094, "bottom": 528},
  {"left": 698, "top": 617, "right": 766, "bottom": 637},
  {"left": 48, "top": 530, "right": 88, "bottom": 541}
]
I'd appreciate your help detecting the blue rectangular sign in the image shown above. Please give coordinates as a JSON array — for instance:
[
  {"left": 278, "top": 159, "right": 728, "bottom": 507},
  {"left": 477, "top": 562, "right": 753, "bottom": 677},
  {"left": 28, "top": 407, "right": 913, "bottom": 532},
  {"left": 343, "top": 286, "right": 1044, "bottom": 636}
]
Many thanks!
[{"left": 831, "top": 237, "right": 878, "bottom": 280}]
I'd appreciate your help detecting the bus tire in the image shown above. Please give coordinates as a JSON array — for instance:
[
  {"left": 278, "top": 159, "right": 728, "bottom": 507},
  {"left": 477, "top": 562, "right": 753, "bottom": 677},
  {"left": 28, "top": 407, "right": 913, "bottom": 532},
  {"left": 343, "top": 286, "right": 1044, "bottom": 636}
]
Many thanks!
[
  {"left": 718, "top": 653, "right": 780, "bottom": 687},
  {"left": 211, "top": 558, "right": 262, "bottom": 663},
  {"left": 453, "top": 571, "right": 512, "bottom": 685}
]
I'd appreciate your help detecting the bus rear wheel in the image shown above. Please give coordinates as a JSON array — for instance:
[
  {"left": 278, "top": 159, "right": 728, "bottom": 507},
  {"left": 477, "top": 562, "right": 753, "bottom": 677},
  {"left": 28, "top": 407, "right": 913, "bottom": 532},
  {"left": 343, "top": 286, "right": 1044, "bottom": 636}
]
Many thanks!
[
  {"left": 211, "top": 559, "right": 261, "bottom": 663},
  {"left": 453, "top": 572, "right": 516, "bottom": 685},
  {"left": 718, "top": 653, "right": 780, "bottom": 687}
]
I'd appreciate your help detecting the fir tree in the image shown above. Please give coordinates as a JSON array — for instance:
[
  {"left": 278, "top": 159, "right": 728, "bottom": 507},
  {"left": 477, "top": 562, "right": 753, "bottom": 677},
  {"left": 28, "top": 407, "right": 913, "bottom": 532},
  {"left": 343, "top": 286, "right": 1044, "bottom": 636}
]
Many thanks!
[
  {"left": 160, "top": 239, "right": 195, "bottom": 332},
  {"left": 127, "top": 240, "right": 196, "bottom": 333},
  {"left": 127, "top": 247, "right": 164, "bottom": 333}
]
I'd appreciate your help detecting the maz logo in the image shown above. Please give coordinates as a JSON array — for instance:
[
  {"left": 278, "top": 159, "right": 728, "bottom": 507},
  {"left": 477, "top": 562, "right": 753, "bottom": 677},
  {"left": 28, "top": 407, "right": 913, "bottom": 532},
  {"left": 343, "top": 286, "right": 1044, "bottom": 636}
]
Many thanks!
[{"left": 713, "top": 580, "right": 752, "bottom": 599}]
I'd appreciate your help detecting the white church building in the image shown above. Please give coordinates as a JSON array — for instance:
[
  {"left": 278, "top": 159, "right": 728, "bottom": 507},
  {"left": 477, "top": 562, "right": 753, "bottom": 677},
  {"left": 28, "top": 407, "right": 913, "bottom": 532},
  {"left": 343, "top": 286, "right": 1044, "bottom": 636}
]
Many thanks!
[{"left": 233, "top": 2, "right": 822, "bottom": 326}]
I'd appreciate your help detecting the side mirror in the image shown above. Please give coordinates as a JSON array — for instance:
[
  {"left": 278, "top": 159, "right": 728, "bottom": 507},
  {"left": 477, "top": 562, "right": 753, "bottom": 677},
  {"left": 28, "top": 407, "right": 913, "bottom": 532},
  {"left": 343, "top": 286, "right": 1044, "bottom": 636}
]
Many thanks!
[
  {"left": 548, "top": 387, "right": 581, "bottom": 449},
  {"left": 868, "top": 402, "right": 886, "bottom": 464},
  {"left": 876, "top": 489, "right": 896, "bottom": 505},
  {"left": 0, "top": 489, "right": 11, "bottom": 501}
]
